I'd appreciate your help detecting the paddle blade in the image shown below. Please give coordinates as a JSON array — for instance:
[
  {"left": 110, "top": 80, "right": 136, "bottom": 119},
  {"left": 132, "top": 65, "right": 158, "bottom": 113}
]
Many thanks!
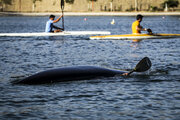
[
  {"left": 61, "top": 0, "right": 64, "bottom": 10},
  {"left": 134, "top": 57, "right": 151, "bottom": 72}
]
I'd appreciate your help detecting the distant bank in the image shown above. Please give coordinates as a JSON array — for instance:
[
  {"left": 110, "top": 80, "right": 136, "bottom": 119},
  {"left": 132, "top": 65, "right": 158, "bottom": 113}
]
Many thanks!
[{"left": 0, "top": 12, "right": 180, "bottom": 16}]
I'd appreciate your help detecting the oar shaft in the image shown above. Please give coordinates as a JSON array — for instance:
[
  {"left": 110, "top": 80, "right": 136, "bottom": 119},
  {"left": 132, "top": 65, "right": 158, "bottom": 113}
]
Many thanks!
[
  {"left": 127, "top": 70, "right": 134, "bottom": 75},
  {"left": 62, "top": 10, "right": 64, "bottom": 30},
  {"left": 61, "top": 0, "right": 65, "bottom": 30}
]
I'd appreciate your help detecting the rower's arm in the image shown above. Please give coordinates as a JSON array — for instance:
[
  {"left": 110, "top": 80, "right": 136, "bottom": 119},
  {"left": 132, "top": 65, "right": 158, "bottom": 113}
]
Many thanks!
[
  {"left": 53, "top": 25, "right": 64, "bottom": 31},
  {"left": 53, "top": 25, "right": 61, "bottom": 29},
  {"left": 142, "top": 28, "right": 147, "bottom": 31},
  {"left": 122, "top": 72, "right": 130, "bottom": 76},
  {"left": 53, "top": 15, "right": 63, "bottom": 23},
  {"left": 137, "top": 25, "right": 152, "bottom": 34},
  {"left": 137, "top": 25, "right": 147, "bottom": 31}
]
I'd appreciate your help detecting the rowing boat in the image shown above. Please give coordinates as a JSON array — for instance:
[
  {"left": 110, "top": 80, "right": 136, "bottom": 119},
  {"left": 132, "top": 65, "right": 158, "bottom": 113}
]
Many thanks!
[
  {"left": 0, "top": 31, "right": 111, "bottom": 37},
  {"left": 90, "top": 33, "right": 180, "bottom": 40}
]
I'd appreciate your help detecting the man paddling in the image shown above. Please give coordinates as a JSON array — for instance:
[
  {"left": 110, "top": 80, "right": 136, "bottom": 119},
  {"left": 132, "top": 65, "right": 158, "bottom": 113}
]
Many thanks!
[
  {"left": 45, "top": 15, "right": 64, "bottom": 33},
  {"left": 132, "top": 14, "right": 152, "bottom": 34}
]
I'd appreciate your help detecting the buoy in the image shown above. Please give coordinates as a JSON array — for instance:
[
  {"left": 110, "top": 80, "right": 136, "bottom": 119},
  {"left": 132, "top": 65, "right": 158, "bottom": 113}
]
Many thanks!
[
  {"left": 111, "top": 19, "right": 115, "bottom": 25},
  {"left": 84, "top": 18, "right": 87, "bottom": 21}
]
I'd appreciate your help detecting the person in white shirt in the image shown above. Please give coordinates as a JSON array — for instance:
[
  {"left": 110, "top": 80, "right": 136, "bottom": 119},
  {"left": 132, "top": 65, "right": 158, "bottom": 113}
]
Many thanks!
[{"left": 45, "top": 15, "right": 63, "bottom": 33}]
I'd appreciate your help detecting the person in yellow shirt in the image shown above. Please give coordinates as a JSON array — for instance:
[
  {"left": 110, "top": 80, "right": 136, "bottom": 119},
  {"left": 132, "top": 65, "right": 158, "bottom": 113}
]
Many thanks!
[{"left": 132, "top": 14, "right": 152, "bottom": 34}]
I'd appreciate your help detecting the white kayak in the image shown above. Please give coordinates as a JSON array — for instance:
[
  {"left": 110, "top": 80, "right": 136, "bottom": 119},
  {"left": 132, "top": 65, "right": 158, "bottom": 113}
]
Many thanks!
[
  {"left": 90, "top": 33, "right": 180, "bottom": 40},
  {"left": 0, "top": 31, "right": 111, "bottom": 37}
]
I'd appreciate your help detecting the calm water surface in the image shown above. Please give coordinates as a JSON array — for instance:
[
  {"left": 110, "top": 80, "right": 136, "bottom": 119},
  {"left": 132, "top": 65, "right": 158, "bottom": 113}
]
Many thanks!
[{"left": 0, "top": 16, "right": 180, "bottom": 120}]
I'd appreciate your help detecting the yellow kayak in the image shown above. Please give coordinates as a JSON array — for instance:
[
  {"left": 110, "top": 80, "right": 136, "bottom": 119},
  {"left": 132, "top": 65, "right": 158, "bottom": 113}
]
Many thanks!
[{"left": 90, "top": 33, "right": 180, "bottom": 40}]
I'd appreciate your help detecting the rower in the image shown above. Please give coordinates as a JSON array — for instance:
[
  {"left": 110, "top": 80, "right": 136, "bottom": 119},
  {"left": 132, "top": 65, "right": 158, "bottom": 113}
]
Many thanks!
[
  {"left": 132, "top": 14, "right": 152, "bottom": 34},
  {"left": 45, "top": 15, "right": 64, "bottom": 33}
]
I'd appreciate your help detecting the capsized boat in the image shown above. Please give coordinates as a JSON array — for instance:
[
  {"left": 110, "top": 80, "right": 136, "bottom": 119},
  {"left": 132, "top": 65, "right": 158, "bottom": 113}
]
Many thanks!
[{"left": 12, "top": 57, "right": 151, "bottom": 85}]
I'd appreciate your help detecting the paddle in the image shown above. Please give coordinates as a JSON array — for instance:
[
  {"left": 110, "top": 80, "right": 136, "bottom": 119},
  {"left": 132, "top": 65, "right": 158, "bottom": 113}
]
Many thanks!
[
  {"left": 128, "top": 57, "right": 152, "bottom": 75},
  {"left": 61, "top": 0, "right": 65, "bottom": 30}
]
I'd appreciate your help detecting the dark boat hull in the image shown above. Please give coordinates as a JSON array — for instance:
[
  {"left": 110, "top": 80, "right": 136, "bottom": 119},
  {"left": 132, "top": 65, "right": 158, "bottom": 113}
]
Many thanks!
[{"left": 14, "top": 66, "right": 126, "bottom": 85}]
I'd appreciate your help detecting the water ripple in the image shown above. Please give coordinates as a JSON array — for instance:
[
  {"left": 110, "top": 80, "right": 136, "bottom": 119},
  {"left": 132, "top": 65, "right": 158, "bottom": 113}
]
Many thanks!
[{"left": 0, "top": 16, "right": 180, "bottom": 120}]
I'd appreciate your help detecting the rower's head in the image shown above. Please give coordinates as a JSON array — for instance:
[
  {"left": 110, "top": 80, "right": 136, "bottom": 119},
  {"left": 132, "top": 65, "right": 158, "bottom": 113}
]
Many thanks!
[
  {"left": 136, "top": 14, "right": 143, "bottom": 22},
  {"left": 49, "top": 15, "right": 55, "bottom": 20}
]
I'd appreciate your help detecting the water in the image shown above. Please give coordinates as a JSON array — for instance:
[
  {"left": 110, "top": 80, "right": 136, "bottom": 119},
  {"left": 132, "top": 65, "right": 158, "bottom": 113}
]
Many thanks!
[{"left": 0, "top": 16, "right": 180, "bottom": 120}]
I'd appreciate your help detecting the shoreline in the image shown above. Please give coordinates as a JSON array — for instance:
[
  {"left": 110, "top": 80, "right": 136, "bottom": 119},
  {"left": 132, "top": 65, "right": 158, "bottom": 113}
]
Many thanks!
[{"left": 0, "top": 12, "right": 180, "bottom": 16}]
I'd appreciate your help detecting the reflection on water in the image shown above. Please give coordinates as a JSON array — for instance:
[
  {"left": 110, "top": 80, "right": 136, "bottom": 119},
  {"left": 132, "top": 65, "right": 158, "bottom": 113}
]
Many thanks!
[
  {"left": 132, "top": 39, "right": 142, "bottom": 42},
  {"left": 0, "top": 16, "right": 180, "bottom": 120}
]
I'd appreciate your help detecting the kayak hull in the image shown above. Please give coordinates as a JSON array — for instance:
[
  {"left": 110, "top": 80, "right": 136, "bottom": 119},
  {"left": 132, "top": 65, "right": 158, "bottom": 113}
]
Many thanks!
[
  {"left": 90, "top": 33, "right": 180, "bottom": 40},
  {"left": 0, "top": 31, "right": 111, "bottom": 37},
  {"left": 12, "top": 66, "right": 126, "bottom": 85}
]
